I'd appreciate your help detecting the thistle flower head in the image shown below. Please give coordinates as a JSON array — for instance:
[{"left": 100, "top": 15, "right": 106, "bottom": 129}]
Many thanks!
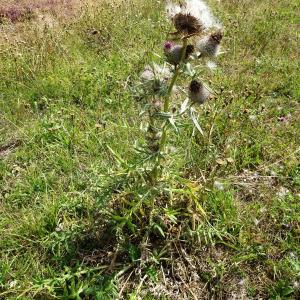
[
  {"left": 166, "top": 1, "right": 222, "bottom": 31},
  {"left": 190, "top": 79, "right": 202, "bottom": 93},
  {"left": 173, "top": 12, "right": 204, "bottom": 35},
  {"left": 164, "top": 41, "right": 173, "bottom": 51},
  {"left": 189, "top": 79, "right": 210, "bottom": 104},
  {"left": 196, "top": 30, "right": 223, "bottom": 58},
  {"left": 164, "top": 43, "right": 194, "bottom": 65}
]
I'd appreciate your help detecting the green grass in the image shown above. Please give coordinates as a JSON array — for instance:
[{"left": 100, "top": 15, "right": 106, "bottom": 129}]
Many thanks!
[{"left": 0, "top": 0, "right": 300, "bottom": 298}]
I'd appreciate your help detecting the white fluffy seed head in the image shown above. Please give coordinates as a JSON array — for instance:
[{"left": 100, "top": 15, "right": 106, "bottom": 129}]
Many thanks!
[{"left": 166, "top": 0, "right": 222, "bottom": 30}]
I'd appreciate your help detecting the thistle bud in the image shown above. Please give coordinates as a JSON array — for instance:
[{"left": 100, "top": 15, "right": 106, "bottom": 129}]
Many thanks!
[
  {"left": 148, "top": 142, "right": 160, "bottom": 153},
  {"left": 196, "top": 31, "right": 223, "bottom": 58},
  {"left": 188, "top": 80, "right": 210, "bottom": 104},
  {"left": 164, "top": 41, "right": 194, "bottom": 65}
]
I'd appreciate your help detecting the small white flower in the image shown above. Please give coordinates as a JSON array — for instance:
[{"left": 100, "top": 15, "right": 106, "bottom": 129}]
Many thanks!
[
  {"left": 249, "top": 115, "right": 257, "bottom": 121},
  {"left": 260, "top": 207, "right": 267, "bottom": 213},
  {"left": 238, "top": 279, "right": 245, "bottom": 286},
  {"left": 9, "top": 280, "right": 18, "bottom": 288},
  {"left": 253, "top": 218, "right": 260, "bottom": 226},
  {"left": 276, "top": 186, "right": 289, "bottom": 198},
  {"left": 140, "top": 68, "right": 154, "bottom": 82},
  {"left": 206, "top": 60, "right": 217, "bottom": 70},
  {"left": 55, "top": 223, "right": 64, "bottom": 232},
  {"left": 214, "top": 180, "right": 224, "bottom": 190}
]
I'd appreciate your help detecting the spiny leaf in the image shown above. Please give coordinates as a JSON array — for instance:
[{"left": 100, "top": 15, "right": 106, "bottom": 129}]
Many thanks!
[{"left": 190, "top": 108, "right": 204, "bottom": 136}]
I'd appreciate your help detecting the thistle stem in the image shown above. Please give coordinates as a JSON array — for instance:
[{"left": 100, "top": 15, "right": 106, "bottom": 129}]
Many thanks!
[{"left": 150, "top": 38, "right": 188, "bottom": 183}]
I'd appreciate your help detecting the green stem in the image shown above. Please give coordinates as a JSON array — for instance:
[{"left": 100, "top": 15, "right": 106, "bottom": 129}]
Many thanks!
[
  {"left": 164, "top": 38, "right": 188, "bottom": 112},
  {"left": 150, "top": 38, "right": 188, "bottom": 183}
]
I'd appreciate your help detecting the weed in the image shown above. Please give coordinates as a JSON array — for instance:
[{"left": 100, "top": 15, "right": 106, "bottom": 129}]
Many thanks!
[{"left": 0, "top": 0, "right": 299, "bottom": 298}]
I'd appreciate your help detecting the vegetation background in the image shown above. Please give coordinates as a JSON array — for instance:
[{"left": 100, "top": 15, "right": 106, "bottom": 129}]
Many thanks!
[{"left": 0, "top": 0, "right": 299, "bottom": 299}]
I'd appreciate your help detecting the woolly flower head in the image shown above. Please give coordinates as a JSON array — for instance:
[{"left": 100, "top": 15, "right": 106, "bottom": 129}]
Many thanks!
[
  {"left": 166, "top": 0, "right": 222, "bottom": 31},
  {"left": 188, "top": 79, "right": 210, "bottom": 104},
  {"left": 164, "top": 41, "right": 195, "bottom": 65},
  {"left": 196, "top": 30, "right": 223, "bottom": 58},
  {"left": 140, "top": 63, "right": 171, "bottom": 83}
]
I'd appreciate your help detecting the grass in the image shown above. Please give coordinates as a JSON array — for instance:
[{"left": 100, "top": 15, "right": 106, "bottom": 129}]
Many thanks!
[{"left": 0, "top": 0, "right": 299, "bottom": 298}]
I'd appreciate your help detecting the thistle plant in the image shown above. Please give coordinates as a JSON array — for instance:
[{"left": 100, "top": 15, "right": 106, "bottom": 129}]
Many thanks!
[
  {"left": 104, "top": 0, "right": 224, "bottom": 276},
  {"left": 139, "top": 3, "right": 223, "bottom": 185}
]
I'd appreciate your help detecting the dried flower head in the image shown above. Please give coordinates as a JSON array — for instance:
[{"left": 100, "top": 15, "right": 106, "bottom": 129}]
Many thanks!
[
  {"left": 173, "top": 12, "right": 204, "bottom": 35},
  {"left": 189, "top": 79, "right": 210, "bottom": 104},
  {"left": 166, "top": 1, "right": 222, "bottom": 31}
]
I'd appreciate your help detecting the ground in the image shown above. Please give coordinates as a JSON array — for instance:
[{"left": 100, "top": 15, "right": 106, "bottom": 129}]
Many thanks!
[{"left": 0, "top": 0, "right": 299, "bottom": 299}]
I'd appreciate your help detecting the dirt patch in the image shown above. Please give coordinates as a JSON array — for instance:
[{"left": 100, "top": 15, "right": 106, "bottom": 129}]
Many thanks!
[
  {"left": 0, "top": 0, "right": 77, "bottom": 23},
  {"left": 0, "top": 140, "right": 22, "bottom": 158}
]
